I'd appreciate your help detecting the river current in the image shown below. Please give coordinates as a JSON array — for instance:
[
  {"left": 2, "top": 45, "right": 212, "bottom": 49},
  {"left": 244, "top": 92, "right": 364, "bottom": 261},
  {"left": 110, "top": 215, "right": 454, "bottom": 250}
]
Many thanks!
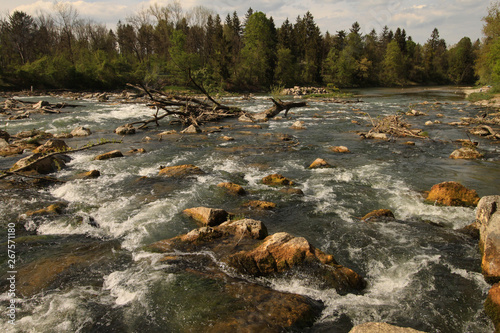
[{"left": 0, "top": 87, "right": 499, "bottom": 332}]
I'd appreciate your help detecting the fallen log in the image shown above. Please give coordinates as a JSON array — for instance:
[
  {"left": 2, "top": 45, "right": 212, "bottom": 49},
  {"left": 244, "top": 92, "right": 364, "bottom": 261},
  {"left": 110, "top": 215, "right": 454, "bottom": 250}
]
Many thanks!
[{"left": 264, "top": 98, "right": 308, "bottom": 118}]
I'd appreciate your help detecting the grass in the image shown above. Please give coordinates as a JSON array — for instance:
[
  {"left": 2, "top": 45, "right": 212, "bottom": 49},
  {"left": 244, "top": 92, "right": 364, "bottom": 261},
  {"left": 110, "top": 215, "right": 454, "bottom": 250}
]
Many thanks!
[{"left": 467, "top": 85, "right": 500, "bottom": 103}]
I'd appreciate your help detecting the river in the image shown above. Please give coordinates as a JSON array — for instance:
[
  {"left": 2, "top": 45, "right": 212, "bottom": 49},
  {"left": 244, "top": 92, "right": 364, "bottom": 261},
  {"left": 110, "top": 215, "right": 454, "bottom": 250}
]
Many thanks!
[{"left": 0, "top": 87, "right": 498, "bottom": 332}]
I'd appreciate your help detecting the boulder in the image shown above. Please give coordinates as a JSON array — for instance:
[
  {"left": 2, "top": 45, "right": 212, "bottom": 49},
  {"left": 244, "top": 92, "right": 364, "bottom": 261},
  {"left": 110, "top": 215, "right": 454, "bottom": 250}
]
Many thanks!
[
  {"left": 148, "top": 219, "right": 365, "bottom": 294},
  {"left": 71, "top": 126, "right": 92, "bottom": 137},
  {"left": 449, "top": 147, "right": 484, "bottom": 160},
  {"left": 309, "top": 158, "right": 332, "bottom": 169},
  {"left": 349, "top": 322, "right": 426, "bottom": 333},
  {"left": 477, "top": 196, "right": 500, "bottom": 282},
  {"left": 262, "top": 173, "right": 294, "bottom": 186},
  {"left": 425, "top": 181, "right": 480, "bottom": 207},
  {"left": 10, "top": 153, "right": 71, "bottom": 174},
  {"left": 33, "top": 139, "right": 69, "bottom": 154},
  {"left": 330, "top": 146, "right": 351, "bottom": 153},
  {"left": 485, "top": 283, "right": 500, "bottom": 333},
  {"left": 217, "top": 182, "right": 246, "bottom": 195},
  {"left": 158, "top": 164, "right": 205, "bottom": 178},
  {"left": 243, "top": 200, "right": 276, "bottom": 210},
  {"left": 94, "top": 150, "right": 123, "bottom": 161},
  {"left": 181, "top": 124, "right": 201, "bottom": 134},
  {"left": 361, "top": 209, "right": 395, "bottom": 222},
  {"left": 183, "top": 207, "right": 229, "bottom": 227},
  {"left": 24, "top": 203, "right": 67, "bottom": 217},
  {"left": 114, "top": 124, "right": 136, "bottom": 135}
]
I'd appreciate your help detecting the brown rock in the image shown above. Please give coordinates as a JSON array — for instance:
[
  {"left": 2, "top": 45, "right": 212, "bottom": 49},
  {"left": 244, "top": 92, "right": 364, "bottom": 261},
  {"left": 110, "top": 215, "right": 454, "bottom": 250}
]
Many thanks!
[
  {"left": 477, "top": 196, "right": 500, "bottom": 283},
  {"left": 25, "top": 203, "right": 66, "bottom": 217},
  {"left": 450, "top": 147, "right": 484, "bottom": 160},
  {"left": 78, "top": 170, "right": 101, "bottom": 179},
  {"left": 291, "top": 121, "right": 306, "bottom": 129},
  {"left": 279, "top": 188, "right": 305, "bottom": 196},
  {"left": 94, "top": 150, "right": 123, "bottom": 160},
  {"left": 361, "top": 209, "right": 395, "bottom": 222},
  {"left": 262, "top": 174, "right": 294, "bottom": 186},
  {"left": 181, "top": 124, "right": 201, "bottom": 133},
  {"left": 309, "top": 158, "right": 332, "bottom": 169},
  {"left": 217, "top": 182, "right": 246, "bottom": 195},
  {"left": 243, "top": 200, "right": 276, "bottom": 210},
  {"left": 425, "top": 181, "right": 480, "bottom": 207},
  {"left": 330, "top": 146, "right": 351, "bottom": 153},
  {"left": 114, "top": 124, "right": 136, "bottom": 135},
  {"left": 485, "top": 283, "right": 500, "bottom": 333},
  {"left": 10, "top": 153, "right": 71, "bottom": 174},
  {"left": 70, "top": 126, "right": 91, "bottom": 137},
  {"left": 349, "top": 322, "right": 426, "bottom": 333},
  {"left": 33, "top": 139, "right": 69, "bottom": 154},
  {"left": 158, "top": 164, "right": 205, "bottom": 178},
  {"left": 183, "top": 207, "right": 229, "bottom": 227}
]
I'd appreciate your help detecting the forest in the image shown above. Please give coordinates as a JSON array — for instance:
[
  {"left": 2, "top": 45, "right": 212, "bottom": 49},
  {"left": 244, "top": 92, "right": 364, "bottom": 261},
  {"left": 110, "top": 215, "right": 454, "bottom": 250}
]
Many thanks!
[{"left": 0, "top": 1, "right": 499, "bottom": 92}]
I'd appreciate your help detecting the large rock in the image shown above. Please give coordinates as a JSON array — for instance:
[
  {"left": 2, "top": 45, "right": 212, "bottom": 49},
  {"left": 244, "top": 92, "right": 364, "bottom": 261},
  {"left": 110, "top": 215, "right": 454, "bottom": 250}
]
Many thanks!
[
  {"left": 361, "top": 209, "right": 395, "bottom": 222},
  {"left": 94, "top": 150, "right": 123, "bottom": 160},
  {"left": 183, "top": 207, "right": 229, "bottom": 226},
  {"left": 32, "top": 139, "right": 69, "bottom": 154},
  {"left": 181, "top": 124, "right": 201, "bottom": 134},
  {"left": 10, "top": 153, "right": 71, "bottom": 174},
  {"left": 349, "top": 322, "right": 426, "bottom": 333},
  {"left": 425, "top": 181, "right": 480, "bottom": 207},
  {"left": 485, "top": 283, "right": 500, "bottom": 333},
  {"left": 114, "top": 124, "right": 136, "bottom": 135},
  {"left": 71, "top": 126, "right": 92, "bottom": 137},
  {"left": 309, "top": 158, "right": 332, "bottom": 169},
  {"left": 477, "top": 196, "right": 500, "bottom": 282},
  {"left": 450, "top": 147, "right": 484, "bottom": 160},
  {"left": 148, "top": 219, "right": 365, "bottom": 294},
  {"left": 217, "top": 182, "right": 246, "bottom": 195},
  {"left": 158, "top": 164, "right": 205, "bottom": 178}
]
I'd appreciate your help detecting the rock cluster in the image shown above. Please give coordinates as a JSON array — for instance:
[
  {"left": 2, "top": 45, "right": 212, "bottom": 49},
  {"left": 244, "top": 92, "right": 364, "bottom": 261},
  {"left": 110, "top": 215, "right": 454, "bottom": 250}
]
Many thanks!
[{"left": 282, "top": 86, "right": 329, "bottom": 96}]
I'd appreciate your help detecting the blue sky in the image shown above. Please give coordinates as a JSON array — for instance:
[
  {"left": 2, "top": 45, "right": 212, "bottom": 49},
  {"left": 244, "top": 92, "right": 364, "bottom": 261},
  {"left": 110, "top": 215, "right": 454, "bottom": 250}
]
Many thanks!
[{"left": 0, "top": 0, "right": 493, "bottom": 45}]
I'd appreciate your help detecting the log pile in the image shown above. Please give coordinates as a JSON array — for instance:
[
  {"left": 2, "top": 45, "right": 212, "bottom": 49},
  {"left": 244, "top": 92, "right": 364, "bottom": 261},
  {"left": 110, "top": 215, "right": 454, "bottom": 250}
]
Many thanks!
[{"left": 365, "top": 115, "right": 425, "bottom": 139}]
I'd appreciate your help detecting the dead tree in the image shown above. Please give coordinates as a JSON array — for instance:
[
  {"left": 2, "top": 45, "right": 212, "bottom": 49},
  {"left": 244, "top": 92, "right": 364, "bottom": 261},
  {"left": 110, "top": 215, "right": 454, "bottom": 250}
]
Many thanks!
[{"left": 264, "top": 98, "right": 308, "bottom": 118}]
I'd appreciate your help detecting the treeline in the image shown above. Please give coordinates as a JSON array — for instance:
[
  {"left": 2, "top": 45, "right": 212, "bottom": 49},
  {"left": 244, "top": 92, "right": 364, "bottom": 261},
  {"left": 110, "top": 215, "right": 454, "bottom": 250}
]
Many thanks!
[{"left": 0, "top": 1, "right": 498, "bottom": 92}]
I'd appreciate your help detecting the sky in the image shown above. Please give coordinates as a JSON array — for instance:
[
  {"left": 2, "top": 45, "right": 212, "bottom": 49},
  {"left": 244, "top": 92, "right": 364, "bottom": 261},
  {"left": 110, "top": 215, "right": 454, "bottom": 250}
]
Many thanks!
[{"left": 0, "top": 0, "right": 494, "bottom": 45}]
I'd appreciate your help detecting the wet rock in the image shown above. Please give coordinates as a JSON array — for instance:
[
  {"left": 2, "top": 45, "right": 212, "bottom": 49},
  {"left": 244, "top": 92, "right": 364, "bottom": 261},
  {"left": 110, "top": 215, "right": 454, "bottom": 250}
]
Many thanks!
[
  {"left": 32, "top": 139, "right": 69, "bottom": 154},
  {"left": 330, "top": 146, "right": 351, "bottom": 153},
  {"left": 148, "top": 219, "right": 365, "bottom": 294},
  {"left": 71, "top": 126, "right": 92, "bottom": 137},
  {"left": 243, "top": 200, "right": 276, "bottom": 210},
  {"left": 449, "top": 147, "right": 484, "bottom": 160},
  {"left": 16, "top": 129, "right": 53, "bottom": 139},
  {"left": 458, "top": 220, "right": 480, "bottom": 239},
  {"left": 114, "top": 124, "right": 136, "bottom": 135},
  {"left": 33, "top": 100, "right": 50, "bottom": 109},
  {"left": 126, "top": 148, "right": 146, "bottom": 154},
  {"left": 158, "top": 164, "right": 205, "bottom": 178},
  {"left": 24, "top": 203, "right": 67, "bottom": 217},
  {"left": 425, "top": 120, "right": 433, "bottom": 126},
  {"left": 94, "top": 150, "right": 123, "bottom": 160},
  {"left": 0, "top": 138, "right": 8, "bottom": 148},
  {"left": 54, "top": 132, "right": 73, "bottom": 139},
  {"left": 477, "top": 196, "right": 500, "bottom": 283},
  {"left": 238, "top": 114, "right": 254, "bottom": 123},
  {"left": 404, "top": 141, "right": 416, "bottom": 146},
  {"left": 217, "top": 182, "right": 246, "bottom": 195},
  {"left": 10, "top": 153, "right": 71, "bottom": 174},
  {"left": 309, "top": 158, "right": 332, "bottom": 169},
  {"left": 0, "top": 129, "right": 10, "bottom": 141},
  {"left": 76, "top": 170, "right": 101, "bottom": 179},
  {"left": 425, "top": 181, "right": 480, "bottom": 207},
  {"left": 365, "top": 132, "right": 388, "bottom": 140},
  {"left": 183, "top": 207, "right": 229, "bottom": 227},
  {"left": 349, "top": 322, "right": 426, "bottom": 333},
  {"left": 221, "top": 135, "right": 234, "bottom": 141},
  {"left": 485, "top": 283, "right": 500, "bottom": 333},
  {"left": 262, "top": 173, "right": 294, "bottom": 186},
  {"left": 181, "top": 124, "right": 201, "bottom": 134},
  {"left": 159, "top": 130, "right": 177, "bottom": 136},
  {"left": 361, "top": 209, "right": 395, "bottom": 222}
]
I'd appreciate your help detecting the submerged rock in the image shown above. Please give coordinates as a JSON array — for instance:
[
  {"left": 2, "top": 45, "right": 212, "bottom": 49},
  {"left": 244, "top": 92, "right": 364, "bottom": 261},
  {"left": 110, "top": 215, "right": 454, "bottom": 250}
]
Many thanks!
[
  {"left": 361, "top": 209, "right": 395, "bottom": 222},
  {"left": 477, "top": 196, "right": 500, "bottom": 283},
  {"left": 425, "top": 181, "right": 480, "bottom": 207},
  {"left": 243, "top": 200, "right": 276, "bottom": 210},
  {"left": 349, "top": 322, "right": 426, "bottom": 333},
  {"left": 158, "top": 164, "right": 205, "bottom": 178}
]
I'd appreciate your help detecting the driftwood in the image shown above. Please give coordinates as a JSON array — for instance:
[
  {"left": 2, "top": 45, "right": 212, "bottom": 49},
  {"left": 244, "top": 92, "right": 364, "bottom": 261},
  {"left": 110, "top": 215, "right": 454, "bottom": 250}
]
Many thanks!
[
  {"left": 366, "top": 115, "right": 425, "bottom": 139},
  {"left": 126, "top": 77, "right": 309, "bottom": 129}
]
